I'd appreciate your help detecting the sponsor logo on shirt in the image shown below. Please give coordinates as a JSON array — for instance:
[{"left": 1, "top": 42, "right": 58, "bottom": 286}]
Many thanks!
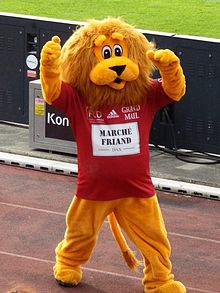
[
  {"left": 121, "top": 105, "right": 140, "bottom": 120},
  {"left": 107, "top": 109, "right": 119, "bottom": 119},
  {"left": 87, "top": 108, "right": 104, "bottom": 123}
]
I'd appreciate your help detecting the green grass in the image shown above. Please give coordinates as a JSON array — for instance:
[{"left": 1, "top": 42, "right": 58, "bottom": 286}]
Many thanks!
[{"left": 0, "top": 0, "right": 220, "bottom": 38}]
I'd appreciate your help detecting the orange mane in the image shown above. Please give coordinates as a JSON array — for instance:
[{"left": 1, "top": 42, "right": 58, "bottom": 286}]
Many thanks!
[{"left": 60, "top": 17, "right": 155, "bottom": 109}]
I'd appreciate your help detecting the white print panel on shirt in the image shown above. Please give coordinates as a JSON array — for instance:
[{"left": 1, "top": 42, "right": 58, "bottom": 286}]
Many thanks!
[{"left": 91, "top": 122, "right": 140, "bottom": 157}]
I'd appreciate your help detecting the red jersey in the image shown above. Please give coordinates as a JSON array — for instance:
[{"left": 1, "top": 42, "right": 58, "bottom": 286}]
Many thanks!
[{"left": 52, "top": 79, "right": 172, "bottom": 200}]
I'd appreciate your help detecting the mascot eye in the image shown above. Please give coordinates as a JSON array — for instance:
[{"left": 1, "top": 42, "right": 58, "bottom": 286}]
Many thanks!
[
  {"left": 102, "top": 45, "right": 112, "bottom": 59},
  {"left": 114, "top": 44, "right": 123, "bottom": 56}
]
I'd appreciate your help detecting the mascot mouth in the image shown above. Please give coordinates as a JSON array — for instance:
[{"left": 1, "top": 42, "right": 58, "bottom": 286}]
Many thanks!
[{"left": 114, "top": 77, "right": 122, "bottom": 84}]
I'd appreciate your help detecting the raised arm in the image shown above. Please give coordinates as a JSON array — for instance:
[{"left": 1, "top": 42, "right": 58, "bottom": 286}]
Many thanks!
[
  {"left": 147, "top": 49, "right": 186, "bottom": 101},
  {"left": 40, "top": 36, "right": 62, "bottom": 104}
]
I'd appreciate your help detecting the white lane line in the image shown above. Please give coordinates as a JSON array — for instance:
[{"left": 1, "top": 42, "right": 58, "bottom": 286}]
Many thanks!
[
  {"left": 186, "top": 287, "right": 219, "bottom": 293},
  {"left": 0, "top": 250, "right": 218, "bottom": 293},
  {"left": 1, "top": 201, "right": 219, "bottom": 245},
  {"left": 169, "top": 232, "right": 220, "bottom": 244},
  {"left": 0, "top": 250, "right": 55, "bottom": 264},
  {"left": 0, "top": 250, "right": 140, "bottom": 281},
  {"left": 186, "top": 288, "right": 220, "bottom": 293},
  {"left": 0, "top": 201, "right": 65, "bottom": 216}
]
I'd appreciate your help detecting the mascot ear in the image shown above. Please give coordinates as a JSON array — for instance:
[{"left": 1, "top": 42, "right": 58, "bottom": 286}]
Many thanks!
[
  {"left": 94, "top": 35, "right": 106, "bottom": 47},
  {"left": 111, "top": 32, "right": 124, "bottom": 41}
]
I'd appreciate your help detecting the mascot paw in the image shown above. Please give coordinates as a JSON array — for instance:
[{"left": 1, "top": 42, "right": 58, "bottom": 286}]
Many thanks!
[
  {"left": 145, "top": 281, "right": 186, "bottom": 293},
  {"left": 147, "top": 49, "right": 179, "bottom": 70},
  {"left": 53, "top": 264, "right": 82, "bottom": 287},
  {"left": 147, "top": 49, "right": 185, "bottom": 101},
  {"left": 40, "top": 36, "right": 61, "bottom": 67}
]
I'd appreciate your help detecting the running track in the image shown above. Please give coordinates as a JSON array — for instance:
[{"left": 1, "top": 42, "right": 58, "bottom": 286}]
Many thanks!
[{"left": 0, "top": 164, "right": 219, "bottom": 292}]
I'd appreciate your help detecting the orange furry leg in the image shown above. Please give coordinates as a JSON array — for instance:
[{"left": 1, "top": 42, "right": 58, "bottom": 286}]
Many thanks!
[{"left": 112, "top": 196, "right": 186, "bottom": 292}]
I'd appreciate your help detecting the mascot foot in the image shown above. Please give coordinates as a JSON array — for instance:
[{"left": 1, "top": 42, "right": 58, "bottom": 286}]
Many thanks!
[
  {"left": 53, "top": 264, "right": 82, "bottom": 287},
  {"left": 145, "top": 281, "right": 186, "bottom": 293},
  {"left": 56, "top": 279, "right": 74, "bottom": 287}
]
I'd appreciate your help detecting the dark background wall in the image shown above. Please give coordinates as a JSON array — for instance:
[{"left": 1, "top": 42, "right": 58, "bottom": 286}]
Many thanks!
[{"left": 0, "top": 13, "right": 220, "bottom": 154}]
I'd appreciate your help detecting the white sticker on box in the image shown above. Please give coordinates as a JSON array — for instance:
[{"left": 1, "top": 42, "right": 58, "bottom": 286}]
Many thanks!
[
  {"left": 26, "top": 54, "right": 38, "bottom": 69},
  {"left": 92, "top": 122, "right": 140, "bottom": 156}
]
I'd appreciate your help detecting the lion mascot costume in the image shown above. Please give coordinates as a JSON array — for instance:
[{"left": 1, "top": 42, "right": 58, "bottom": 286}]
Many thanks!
[{"left": 40, "top": 17, "right": 186, "bottom": 292}]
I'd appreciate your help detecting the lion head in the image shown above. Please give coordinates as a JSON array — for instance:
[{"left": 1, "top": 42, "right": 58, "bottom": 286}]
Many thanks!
[{"left": 60, "top": 17, "right": 155, "bottom": 109}]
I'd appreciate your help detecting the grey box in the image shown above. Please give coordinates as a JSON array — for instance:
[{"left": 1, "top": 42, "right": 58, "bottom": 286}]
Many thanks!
[{"left": 29, "top": 79, "right": 77, "bottom": 154}]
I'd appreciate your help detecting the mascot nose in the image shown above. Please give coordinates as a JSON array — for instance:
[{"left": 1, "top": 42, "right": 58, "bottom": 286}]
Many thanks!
[{"left": 109, "top": 65, "right": 126, "bottom": 76}]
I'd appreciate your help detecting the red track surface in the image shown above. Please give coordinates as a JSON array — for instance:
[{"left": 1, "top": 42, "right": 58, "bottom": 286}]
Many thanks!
[{"left": 0, "top": 164, "right": 219, "bottom": 293}]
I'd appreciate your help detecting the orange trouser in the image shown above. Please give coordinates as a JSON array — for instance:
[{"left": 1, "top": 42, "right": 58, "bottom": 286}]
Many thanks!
[{"left": 54, "top": 195, "right": 186, "bottom": 292}]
